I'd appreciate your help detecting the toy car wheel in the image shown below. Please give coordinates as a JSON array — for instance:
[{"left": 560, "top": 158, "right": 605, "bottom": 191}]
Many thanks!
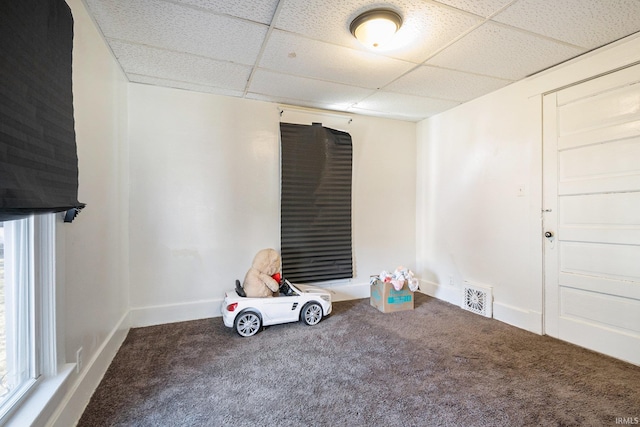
[
  {"left": 235, "top": 311, "right": 261, "bottom": 337},
  {"left": 301, "top": 302, "right": 323, "bottom": 326}
]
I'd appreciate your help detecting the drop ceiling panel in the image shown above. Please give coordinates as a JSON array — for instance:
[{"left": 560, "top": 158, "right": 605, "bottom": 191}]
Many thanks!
[
  {"left": 84, "top": 0, "right": 268, "bottom": 65},
  {"left": 351, "top": 91, "right": 461, "bottom": 121},
  {"left": 434, "top": 0, "right": 516, "bottom": 18},
  {"left": 109, "top": 40, "right": 252, "bottom": 92},
  {"left": 246, "top": 93, "right": 342, "bottom": 113},
  {"left": 128, "top": 76, "right": 245, "bottom": 98},
  {"left": 427, "top": 21, "right": 586, "bottom": 80},
  {"left": 275, "top": 0, "right": 484, "bottom": 63},
  {"left": 385, "top": 65, "right": 512, "bottom": 102},
  {"left": 82, "top": 0, "right": 640, "bottom": 122},
  {"left": 248, "top": 70, "right": 373, "bottom": 108},
  {"left": 173, "top": 0, "right": 279, "bottom": 25},
  {"left": 493, "top": 0, "right": 640, "bottom": 49},
  {"left": 259, "top": 30, "right": 415, "bottom": 89}
]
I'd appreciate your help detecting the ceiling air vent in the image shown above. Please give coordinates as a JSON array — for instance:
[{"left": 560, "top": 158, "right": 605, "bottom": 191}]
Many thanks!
[{"left": 462, "top": 282, "right": 493, "bottom": 318}]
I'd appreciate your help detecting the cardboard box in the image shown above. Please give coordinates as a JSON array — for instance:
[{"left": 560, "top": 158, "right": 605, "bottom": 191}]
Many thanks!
[{"left": 370, "top": 279, "right": 414, "bottom": 313}]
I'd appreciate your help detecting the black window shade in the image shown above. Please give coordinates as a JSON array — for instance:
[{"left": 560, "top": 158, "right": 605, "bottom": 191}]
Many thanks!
[
  {"left": 280, "top": 122, "right": 353, "bottom": 283},
  {"left": 0, "top": 0, "right": 84, "bottom": 222}
]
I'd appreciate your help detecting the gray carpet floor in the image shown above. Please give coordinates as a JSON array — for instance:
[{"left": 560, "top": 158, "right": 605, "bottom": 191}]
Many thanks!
[{"left": 78, "top": 293, "right": 640, "bottom": 426}]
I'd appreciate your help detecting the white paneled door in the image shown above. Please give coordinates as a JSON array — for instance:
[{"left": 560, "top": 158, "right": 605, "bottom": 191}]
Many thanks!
[{"left": 543, "top": 64, "right": 640, "bottom": 366}]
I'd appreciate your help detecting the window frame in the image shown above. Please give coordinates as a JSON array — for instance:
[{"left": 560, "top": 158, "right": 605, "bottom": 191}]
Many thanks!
[{"left": 0, "top": 214, "right": 56, "bottom": 422}]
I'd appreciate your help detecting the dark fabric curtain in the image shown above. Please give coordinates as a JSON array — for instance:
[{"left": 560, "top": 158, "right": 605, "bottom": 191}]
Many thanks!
[
  {"left": 280, "top": 122, "right": 353, "bottom": 283},
  {"left": 0, "top": 0, "right": 84, "bottom": 222}
]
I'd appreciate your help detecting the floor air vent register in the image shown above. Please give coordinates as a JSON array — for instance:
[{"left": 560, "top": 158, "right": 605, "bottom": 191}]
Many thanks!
[{"left": 462, "top": 282, "right": 493, "bottom": 318}]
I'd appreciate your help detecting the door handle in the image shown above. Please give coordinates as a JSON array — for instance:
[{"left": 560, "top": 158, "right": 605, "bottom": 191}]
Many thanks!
[{"left": 544, "top": 231, "right": 554, "bottom": 239}]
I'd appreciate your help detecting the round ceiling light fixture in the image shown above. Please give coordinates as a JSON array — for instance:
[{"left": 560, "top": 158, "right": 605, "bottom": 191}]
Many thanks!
[{"left": 350, "top": 8, "right": 402, "bottom": 49}]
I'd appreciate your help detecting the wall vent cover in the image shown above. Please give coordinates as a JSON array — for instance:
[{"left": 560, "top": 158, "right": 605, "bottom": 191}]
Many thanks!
[{"left": 462, "top": 282, "right": 493, "bottom": 318}]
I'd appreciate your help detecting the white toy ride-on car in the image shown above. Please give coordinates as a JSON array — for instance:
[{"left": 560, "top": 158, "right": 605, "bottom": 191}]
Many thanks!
[{"left": 222, "top": 279, "right": 332, "bottom": 337}]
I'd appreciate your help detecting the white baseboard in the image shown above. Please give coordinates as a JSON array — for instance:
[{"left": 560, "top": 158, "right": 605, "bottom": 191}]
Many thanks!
[
  {"left": 419, "top": 280, "right": 543, "bottom": 334},
  {"left": 418, "top": 279, "right": 462, "bottom": 307},
  {"left": 47, "top": 311, "right": 130, "bottom": 427},
  {"left": 129, "top": 299, "right": 224, "bottom": 328},
  {"left": 493, "top": 302, "right": 543, "bottom": 334},
  {"left": 325, "top": 281, "right": 370, "bottom": 301}
]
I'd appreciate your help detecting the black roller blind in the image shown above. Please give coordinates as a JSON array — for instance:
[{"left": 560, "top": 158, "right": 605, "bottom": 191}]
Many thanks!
[
  {"left": 280, "top": 122, "right": 353, "bottom": 283},
  {"left": 0, "top": 0, "right": 84, "bottom": 222}
]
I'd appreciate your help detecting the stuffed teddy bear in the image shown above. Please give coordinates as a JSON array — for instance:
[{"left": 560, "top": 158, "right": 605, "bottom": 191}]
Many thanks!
[{"left": 242, "top": 248, "right": 282, "bottom": 298}]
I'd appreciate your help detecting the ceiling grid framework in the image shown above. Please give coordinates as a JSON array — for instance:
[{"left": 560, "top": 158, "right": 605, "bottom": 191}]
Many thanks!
[{"left": 84, "top": 0, "right": 640, "bottom": 121}]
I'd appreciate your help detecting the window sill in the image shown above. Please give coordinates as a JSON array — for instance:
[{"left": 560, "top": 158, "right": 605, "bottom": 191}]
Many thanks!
[{"left": 3, "top": 363, "right": 75, "bottom": 427}]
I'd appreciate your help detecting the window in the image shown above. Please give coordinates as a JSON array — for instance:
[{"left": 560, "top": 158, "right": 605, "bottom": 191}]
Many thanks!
[
  {"left": 280, "top": 122, "right": 353, "bottom": 283},
  {"left": 0, "top": 214, "right": 55, "bottom": 421}
]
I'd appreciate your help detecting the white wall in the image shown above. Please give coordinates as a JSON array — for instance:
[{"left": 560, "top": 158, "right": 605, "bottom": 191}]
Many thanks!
[
  {"left": 48, "top": 0, "right": 130, "bottom": 425},
  {"left": 63, "top": 0, "right": 129, "bottom": 361},
  {"left": 416, "top": 33, "right": 640, "bottom": 333},
  {"left": 127, "top": 86, "right": 416, "bottom": 325}
]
